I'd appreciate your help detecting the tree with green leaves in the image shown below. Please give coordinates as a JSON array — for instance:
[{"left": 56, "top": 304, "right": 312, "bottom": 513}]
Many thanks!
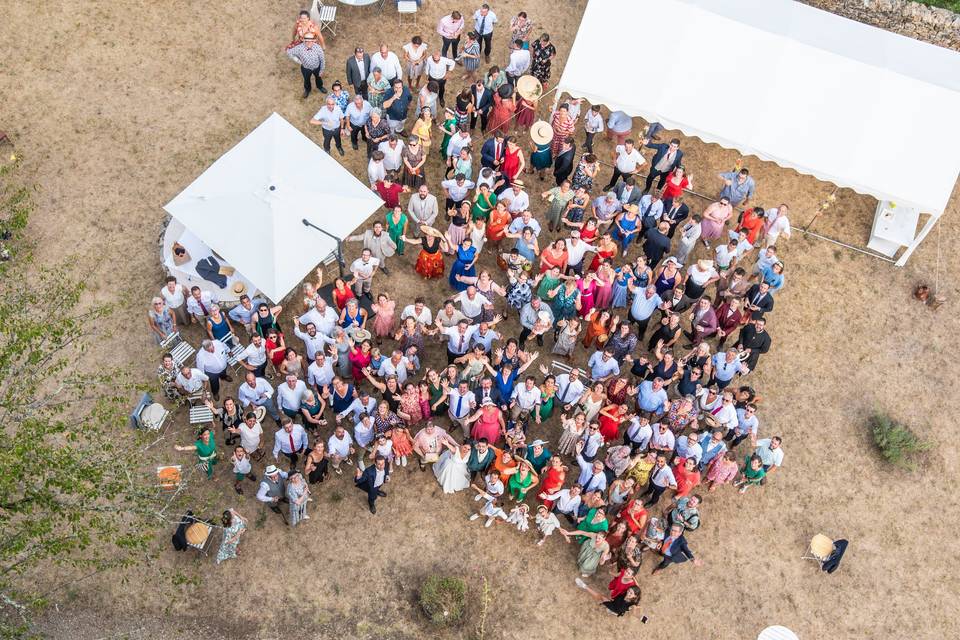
[{"left": 0, "top": 155, "right": 158, "bottom": 636}]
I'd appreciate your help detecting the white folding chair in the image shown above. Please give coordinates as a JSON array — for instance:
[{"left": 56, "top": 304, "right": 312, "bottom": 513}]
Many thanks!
[
  {"left": 312, "top": 0, "right": 338, "bottom": 36},
  {"left": 397, "top": 1, "right": 418, "bottom": 26},
  {"left": 189, "top": 402, "right": 215, "bottom": 427},
  {"left": 223, "top": 332, "right": 248, "bottom": 375},
  {"left": 167, "top": 334, "right": 196, "bottom": 369}
]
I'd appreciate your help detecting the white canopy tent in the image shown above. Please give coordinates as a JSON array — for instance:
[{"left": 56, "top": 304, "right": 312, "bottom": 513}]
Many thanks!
[
  {"left": 163, "top": 112, "right": 383, "bottom": 302},
  {"left": 558, "top": 0, "right": 960, "bottom": 265}
]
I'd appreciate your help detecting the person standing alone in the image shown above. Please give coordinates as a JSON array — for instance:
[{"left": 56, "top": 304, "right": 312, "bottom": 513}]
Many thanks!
[{"left": 286, "top": 32, "right": 326, "bottom": 98}]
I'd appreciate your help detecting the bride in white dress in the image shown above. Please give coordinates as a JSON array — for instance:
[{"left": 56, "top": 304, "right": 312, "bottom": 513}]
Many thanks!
[{"left": 433, "top": 440, "right": 472, "bottom": 494}]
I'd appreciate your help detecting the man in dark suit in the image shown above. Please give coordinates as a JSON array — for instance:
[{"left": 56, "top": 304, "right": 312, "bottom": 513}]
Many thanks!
[
  {"left": 470, "top": 80, "right": 493, "bottom": 132},
  {"left": 643, "top": 221, "right": 672, "bottom": 266},
  {"left": 345, "top": 47, "right": 372, "bottom": 98},
  {"left": 473, "top": 376, "right": 504, "bottom": 408},
  {"left": 743, "top": 282, "right": 775, "bottom": 317},
  {"left": 661, "top": 195, "right": 689, "bottom": 238},
  {"left": 355, "top": 455, "right": 390, "bottom": 514},
  {"left": 643, "top": 137, "right": 684, "bottom": 193},
  {"left": 735, "top": 316, "right": 772, "bottom": 371},
  {"left": 552, "top": 137, "right": 576, "bottom": 186},
  {"left": 480, "top": 131, "right": 506, "bottom": 172},
  {"left": 466, "top": 437, "right": 496, "bottom": 481},
  {"left": 613, "top": 176, "right": 643, "bottom": 208},
  {"left": 651, "top": 523, "right": 701, "bottom": 574}
]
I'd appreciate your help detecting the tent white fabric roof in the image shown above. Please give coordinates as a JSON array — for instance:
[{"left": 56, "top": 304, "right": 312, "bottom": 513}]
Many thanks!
[
  {"left": 163, "top": 113, "right": 383, "bottom": 302},
  {"left": 558, "top": 0, "right": 960, "bottom": 261}
]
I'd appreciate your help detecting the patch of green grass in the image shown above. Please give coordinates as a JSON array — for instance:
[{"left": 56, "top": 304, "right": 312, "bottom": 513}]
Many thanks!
[
  {"left": 869, "top": 413, "right": 931, "bottom": 471},
  {"left": 419, "top": 575, "right": 467, "bottom": 627},
  {"left": 915, "top": 0, "right": 960, "bottom": 12}
]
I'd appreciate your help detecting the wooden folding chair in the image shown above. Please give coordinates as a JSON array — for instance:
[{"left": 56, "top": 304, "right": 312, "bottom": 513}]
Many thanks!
[
  {"left": 185, "top": 522, "right": 214, "bottom": 557},
  {"left": 801, "top": 533, "right": 834, "bottom": 568}
]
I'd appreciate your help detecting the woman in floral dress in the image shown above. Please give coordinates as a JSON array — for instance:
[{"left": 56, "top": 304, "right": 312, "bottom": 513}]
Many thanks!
[
  {"left": 366, "top": 68, "right": 389, "bottom": 109},
  {"left": 396, "top": 383, "right": 423, "bottom": 425},
  {"left": 541, "top": 179, "right": 575, "bottom": 232},
  {"left": 216, "top": 509, "right": 247, "bottom": 565},
  {"left": 530, "top": 34, "right": 557, "bottom": 86},
  {"left": 571, "top": 153, "right": 599, "bottom": 192}
]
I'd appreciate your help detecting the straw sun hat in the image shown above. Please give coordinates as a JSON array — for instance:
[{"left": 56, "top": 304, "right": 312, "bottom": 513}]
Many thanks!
[{"left": 530, "top": 120, "right": 554, "bottom": 145}]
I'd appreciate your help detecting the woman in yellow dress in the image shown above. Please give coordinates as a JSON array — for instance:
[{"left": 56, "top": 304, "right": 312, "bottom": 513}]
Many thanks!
[{"left": 411, "top": 106, "right": 434, "bottom": 153}]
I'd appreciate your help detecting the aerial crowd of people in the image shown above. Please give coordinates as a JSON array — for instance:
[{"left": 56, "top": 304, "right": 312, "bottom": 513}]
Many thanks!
[{"left": 150, "top": 4, "right": 791, "bottom": 619}]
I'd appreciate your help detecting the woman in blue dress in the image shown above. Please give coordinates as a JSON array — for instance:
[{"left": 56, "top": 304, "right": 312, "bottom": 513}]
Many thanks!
[
  {"left": 449, "top": 239, "right": 478, "bottom": 291},
  {"left": 611, "top": 204, "right": 640, "bottom": 253},
  {"left": 610, "top": 267, "right": 633, "bottom": 309},
  {"left": 529, "top": 138, "right": 553, "bottom": 181},
  {"left": 338, "top": 298, "right": 368, "bottom": 333}
]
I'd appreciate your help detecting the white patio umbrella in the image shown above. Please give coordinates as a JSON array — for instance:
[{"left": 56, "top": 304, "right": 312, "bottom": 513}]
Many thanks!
[{"left": 163, "top": 112, "right": 383, "bottom": 302}]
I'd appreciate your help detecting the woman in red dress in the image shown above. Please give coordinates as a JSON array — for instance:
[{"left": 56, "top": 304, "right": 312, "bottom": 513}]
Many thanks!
[
  {"left": 501, "top": 137, "right": 525, "bottom": 185},
  {"left": 597, "top": 403, "right": 626, "bottom": 442},
  {"left": 672, "top": 457, "right": 702, "bottom": 498},
  {"left": 588, "top": 233, "right": 618, "bottom": 272},
  {"left": 538, "top": 239, "right": 568, "bottom": 274},
  {"left": 487, "top": 86, "right": 516, "bottom": 135},
  {"left": 615, "top": 499, "right": 648, "bottom": 536},
  {"left": 606, "top": 377, "right": 630, "bottom": 406},
  {"left": 537, "top": 455, "right": 567, "bottom": 508},
  {"left": 514, "top": 95, "right": 537, "bottom": 132},
  {"left": 486, "top": 202, "right": 511, "bottom": 244},
  {"left": 608, "top": 567, "right": 639, "bottom": 600},
  {"left": 331, "top": 277, "right": 356, "bottom": 312},
  {"left": 578, "top": 217, "right": 599, "bottom": 244},
  {"left": 661, "top": 166, "right": 690, "bottom": 203},
  {"left": 348, "top": 339, "right": 373, "bottom": 384}
]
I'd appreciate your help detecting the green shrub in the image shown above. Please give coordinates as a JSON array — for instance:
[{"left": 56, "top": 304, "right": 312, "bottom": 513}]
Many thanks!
[
  {"left": 419, "top": 575, "right": 467, "bottom": 626},
  {"left": 870, "top": 413, "right": 931, "bottom": 470}
]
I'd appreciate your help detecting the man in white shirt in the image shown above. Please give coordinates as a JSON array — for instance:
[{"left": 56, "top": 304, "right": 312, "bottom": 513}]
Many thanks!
[
  {"left": 579, "top": 422, "right": 604, "bottom": 461},
  {"left": 401, "top": 297, "right": 433, "bottom": 325},
  {"left": 299, "top": 298, "right": 339, "bottom": 337},
  {"left": 424, "top": 51, "right": 455, "bottom": 106},
  {"left": 370, "top": 44, "right": 403, "bottom": 82},
  {"left": 764, "top": 205, "right": 792, "bottom": 248},
  {"left": 564, "top": 231, "right": 595, "bottom": 276},
  {"left": 510, "top": 376, "right": 542, "bottom": 423},
  {"left": 377, "top": 350, "right": 413, "bottom": 385},
  {"left": 276, "top": 373, "right": 307, "bottom": 418},
  {"left": 473, "top": 4, "right": 498, "bottom": 61},
  {"left": 308, "top": 96, "right": 345, "bottom": 156},
  {"left": 437, "top": 11, "right": 466, "bottom": 58},
  {"left": 327, "top": 425, "right": 356, "bottom": 474},
  {"left": 441, "top": 318, "right": 479, "bottom": 364},
  {"left": 336, "top": 389, "right": 378, "bottom": 424},
  {"left": 504, "top": 39, "right": 531, "bottom": 85},
  {"left": 604, "top": 138, "right": 645, "bottom": 191},
  {"left": 441, "top": 174, "right": 475, "bottom": 210},
  {"left": 639, "top": 454, "right": 678, "bottom": 506},
  {"left": 554, "top": 369, "right": 586, "bottom": 411},
  {"left": 239, "top": 334, "right": 268, "bottom": 378},
  {"left": 407, "top": 185, "right": 439, "bottom": 237},
  {"left": 625, "top": 416, "right": 654, "bottom": 451},
  {"left": 378, "top": 135, "right": 406, "bottom": 172},
  {"left": 500, "top": 182, "right": 530, "bottom": 217},
  {"left": 446, "top": 380, "right": 477, "bottom": 436},
  {"left": 540, "top": 484, "right": 582, "bottom": 523},
  {"left": 675, "top": 432, "right": 703, "bottom": 466},
  {"left": 454, "top": 286, "right": 490, "bottom": 323},
  {"left": 446, "top": 127, "right": 472, "bottom": 161},
  {"left": 185, "top": 286, "right": 218, "bottom": 323},
  {"left": 237, "top": 371, "right": 280, "bottom": 424},
  {"left": 649, "top": 422, "right": 677, "bottom": 454},
  {"left": 307, "top": 352, "right": 336, "bottom": 396},
  {"left": 350, "top": 248, "right": 379, "bottom": 299},
  {"left": 293, "top": 320, "right": 333, "bottom": 360},
  {"left": 344, "top": 94, "right": 372, "bottom": 151},
  {"left": 729, "top": 404, "right": 760, "bottom": 448},
  {"left": 273, "top": 416, "right": 308, "bottom": 469},
  {"left": 160, "top": 276, "right": 189, "bottom": 325},
  {"left": 195, "top": 339, "right": 231, "bottom": 400},
  {"left": 506, "top": 209, "right": 541, "bottom": 237},
  {"left": 583, "top": 104, "right": 604, "bottom": 154},
  {"left": 174, "top": 366, "right": 208, "bottom": 397},
  {"left": 574, "top": 441, "right": 608, "bottom": 493}
]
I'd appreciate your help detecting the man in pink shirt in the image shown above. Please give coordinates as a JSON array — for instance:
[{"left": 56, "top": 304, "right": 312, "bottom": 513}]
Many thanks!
[{"left": 437, "top": 11, "right": 465, "bottom": 59}]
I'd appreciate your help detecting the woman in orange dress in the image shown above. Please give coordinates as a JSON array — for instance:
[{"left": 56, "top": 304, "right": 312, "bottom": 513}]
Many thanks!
[
  {"left": 486, "top": 202, "right": 511, "bottom": 244},
  {"left": 537, "top": 455, "right": 567, "bottom": 509},
  {"left": 390, "top": 423, "right": 415, "bottom": 467},
  {"left": 582, "top": 308, "right": 612, "bottom": 349},
  {"left": 406, "top": 227, "right": 448, "bottom": 279},
  {"left": 538, "top": 239, "right": 568, "bottom": 274},
  {"left": 597, "top": 403, "right": 626, "bottom": 442},
  {"left": 736, "top": 206, "right": 766, "bottom": 246},
  {"left": 487, "top": 86, "right": 516, "bottom": 135}
]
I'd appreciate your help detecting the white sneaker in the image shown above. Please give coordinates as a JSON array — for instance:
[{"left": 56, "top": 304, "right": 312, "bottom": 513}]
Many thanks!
[
  {"left": 469, "top": 513, "right": 480, "bottom": 521},
  {"left": 575, "top": 578, "right": 587, "bottom": 590},
  {"left": 303, "top": 514, "right": 311, "bottom": 520},
  {"left": 474, "top": 494, "right": 483, "bottom": 502},
  {"left": 485, "top": 518, "right": 495, "bottom": 528}
]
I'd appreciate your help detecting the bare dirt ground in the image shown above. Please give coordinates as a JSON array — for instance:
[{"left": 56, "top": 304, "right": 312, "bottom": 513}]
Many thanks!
[{"left": 3, "top": 1, "right": 960, "bottom": 639}]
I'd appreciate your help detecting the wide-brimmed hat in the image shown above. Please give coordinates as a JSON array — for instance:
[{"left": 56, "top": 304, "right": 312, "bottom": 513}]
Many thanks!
[
  {"left": 232, "top": 281, "right": 247, "bottom": 296},
  {"left": 303, "top": 33, "right": 317, "bottom": 41},
  {"left": 352, "top": 329, "right": 372, "bottom": 342},
  {"left": 529, "top": 439, "right": 549, "bottom": 447},
  {"left": 516, "top": 75, "right": 543, "bottom": 101},
  {"left": 623, "top": 203, "right": 639, "bottom": 213},
  {"left": 530, "top": 120, "right": 554, "bottom": 145},
  {"left": 511, "top": 179, "right": 526, "bottom": 188},
  {"left": 172, "top": 242, "right": 191, "bottom": 266},
  {"left": 419, "top": 224, "right": 444, "bottom": 238},
  {"left": 254, "top": 406, "right": 267, "bottom": 423},
  {"left": 265, "top": 464, "right": 280, "bottom": 475}
]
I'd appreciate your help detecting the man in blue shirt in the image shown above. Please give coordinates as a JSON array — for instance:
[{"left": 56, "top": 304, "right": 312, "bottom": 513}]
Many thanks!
[
  {"left": 637, "top": 378, "right": 669, "bottom": 417},
  {"left": 587, "top": 348, "right": 620, "bottom": 382},
  {"left": 382, "top": 79, "right": 412, "bottom": 133},
  {"left": 718, "top": 168, "right": 756, "bottom": 208}
]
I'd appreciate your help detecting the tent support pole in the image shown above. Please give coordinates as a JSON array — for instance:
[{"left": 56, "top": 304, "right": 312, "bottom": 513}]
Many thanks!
[
  {"left": 302, "top": 218, "right": 345, "bottom": 277},
  {"left": 894, "top": 212, "right": 941, "bottom": 267}
]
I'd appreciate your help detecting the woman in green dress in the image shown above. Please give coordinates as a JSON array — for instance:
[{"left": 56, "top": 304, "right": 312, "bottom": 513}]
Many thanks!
[
  {"left": 537, "top": 374, "right": 557, "bottom": 421},
  {"left": 439, "top": 108, "right": 459, "bottom": 161},
  {"left": 575, "top": 507, "right": 610, "bottom": 542},
  {"left": 507, "top": 459, "right": 539, "bottom": 500},
  {"left": 540, "top": 179, "right": 576, "bottom": 232},
  {"left": 471, "top": 183, "right": 497, "bottom": 223},
  {"left": 385, "top": 206, "right": 409, "bottom": 255},
  {"left": 366, "top": 68, "right": 389, "bottom": 109},
  {"left": 175, "top": 427, "right": 217, "bottom": 479},
  {"left": 560, "top": 529, "right": 611, "bottom": 577}
]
